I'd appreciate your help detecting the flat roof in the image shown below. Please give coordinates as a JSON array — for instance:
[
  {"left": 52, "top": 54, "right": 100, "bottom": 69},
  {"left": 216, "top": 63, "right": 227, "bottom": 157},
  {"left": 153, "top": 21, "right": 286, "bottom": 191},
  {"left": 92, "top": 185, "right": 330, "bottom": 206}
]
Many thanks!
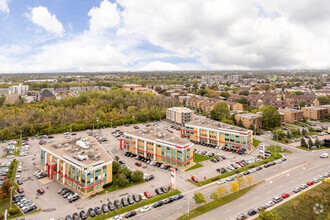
[
  {"left": 42, "top": 136, "right": 112, "bottom": 168},
  {"left": 236, "top": 113, "right": 261, "bottom": 118},
  {"left": 186, "top": 119, "right": 251, "bottom": 135},
  {"left": 125, "top": 127, "right": 192, "bottom": 147},
  {"left": 167, "top": 107, "right": 193, "bottom": 113},
  {"left": 302, "top": 106, "right": 327, "bottom": 110},
  {"left": 278, "top": 108, "right": 303, "bottom": 113}
]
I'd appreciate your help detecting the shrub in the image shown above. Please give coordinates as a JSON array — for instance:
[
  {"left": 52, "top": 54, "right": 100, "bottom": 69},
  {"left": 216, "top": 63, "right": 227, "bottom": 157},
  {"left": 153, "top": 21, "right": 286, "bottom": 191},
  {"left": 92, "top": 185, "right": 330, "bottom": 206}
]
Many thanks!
[
  {"left": 211, "top": 176, "right": 220, "bottom": 181},
  {"left": 8, "top": 207, "right": 20, "bottom": 215}
]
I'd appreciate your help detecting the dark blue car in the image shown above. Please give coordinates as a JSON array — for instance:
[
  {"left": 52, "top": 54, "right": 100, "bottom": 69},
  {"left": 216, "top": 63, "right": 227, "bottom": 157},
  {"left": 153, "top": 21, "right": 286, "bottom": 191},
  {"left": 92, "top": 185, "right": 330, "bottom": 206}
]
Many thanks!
[{"left": 174, "top": 194, "right": 184, "bottom": 200}]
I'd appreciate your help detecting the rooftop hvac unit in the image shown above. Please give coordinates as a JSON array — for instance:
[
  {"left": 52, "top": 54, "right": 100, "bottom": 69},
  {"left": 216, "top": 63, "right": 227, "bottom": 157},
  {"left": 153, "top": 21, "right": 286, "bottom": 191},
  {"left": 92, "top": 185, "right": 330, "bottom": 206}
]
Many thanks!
[
  {"left": 94, "top": 153, "right": 101, "bottom": 160},
  {"left": 88, "top": 149, "right": 95, "bottom": 155},
  {"left": 156, "top": 132, "right": 163, "bottom": 138},
  {"left": 76, "top": 140, "right": 90, "bottom": 149},
  {"left": 76, "top": 154, "right": 88, "bottom": 161}
]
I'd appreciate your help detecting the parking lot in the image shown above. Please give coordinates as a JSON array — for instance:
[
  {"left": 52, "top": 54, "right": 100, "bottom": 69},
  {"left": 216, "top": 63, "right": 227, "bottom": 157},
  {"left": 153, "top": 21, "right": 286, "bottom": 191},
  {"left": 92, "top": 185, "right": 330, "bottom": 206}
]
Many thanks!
[{"left": 0, "top": 120, "right": 285, "bottom": 219}]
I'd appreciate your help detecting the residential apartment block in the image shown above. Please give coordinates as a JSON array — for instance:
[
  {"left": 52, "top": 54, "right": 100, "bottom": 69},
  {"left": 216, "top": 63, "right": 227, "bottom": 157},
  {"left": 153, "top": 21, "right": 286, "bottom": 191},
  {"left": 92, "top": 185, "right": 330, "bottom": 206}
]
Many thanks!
[
  {"left": 9, "top": 83, "right": 29, "bottom": 96},
  {"left": 40, "top": 137, "right": 113, "bottom": 195},
  {"left": 166, "top": 107, "right": 194, "bottom": 125},
  {"left": 120, "top": 128, "right": 194, "bottom": 169},
  {"left": 301, "top": 106, "right": 328, "bottom": 120},
  {"left": 235, "top": 113, "right": 262, "bottom": 130},
  {"left": 278, "top": 109, "right": 304, "bottom": 123},
  {"left": 182, "top": 119, "right": 254, "bottom": 152}
]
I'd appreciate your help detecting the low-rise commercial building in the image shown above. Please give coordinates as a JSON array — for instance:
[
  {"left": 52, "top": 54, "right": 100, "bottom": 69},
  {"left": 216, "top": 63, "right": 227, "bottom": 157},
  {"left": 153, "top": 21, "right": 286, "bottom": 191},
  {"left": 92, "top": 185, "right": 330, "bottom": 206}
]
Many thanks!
[
  {"left": 40, "top": 137, "right": 113, "bottom": 195},
  {"left": 120, "top": 128, "right": 194, "bottom": 169},
  {"left": 182, "top": 119, "right": 254, "bottom": 152},
  {"left": 166, "top": 107, "right": 194, "bottom": 125},
  {"left": 301, "top": 106, "right": 328, "bottom": 120},
  {"left": 278, "top": 109, "right": 304, "bottom": 123},
  {"left": 235, "top": 113, "right": 262, "bottom": 130}
]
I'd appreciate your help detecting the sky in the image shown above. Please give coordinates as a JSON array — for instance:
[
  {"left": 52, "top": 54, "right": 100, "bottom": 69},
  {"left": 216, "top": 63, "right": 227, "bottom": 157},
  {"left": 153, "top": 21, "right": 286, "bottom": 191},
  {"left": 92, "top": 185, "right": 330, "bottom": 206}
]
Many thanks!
[{"left": 0, "top": 0, "right": 329, "bottom": 73}]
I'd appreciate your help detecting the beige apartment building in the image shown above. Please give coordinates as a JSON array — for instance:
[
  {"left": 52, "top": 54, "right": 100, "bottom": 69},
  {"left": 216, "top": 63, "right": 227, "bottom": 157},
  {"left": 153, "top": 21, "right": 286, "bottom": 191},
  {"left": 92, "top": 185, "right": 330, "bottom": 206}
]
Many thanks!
[
  {"left": 301, "top": 106, "right": 328, "bottom": 120},
  {"left": 278, "top": 109, "right": 304, "bottom": 124},
  {"left": 166, "top": 107, "right": 194, "bottom": 125},
  {"left": 235, "top": 113, "right": 262, "bottom": 130}
]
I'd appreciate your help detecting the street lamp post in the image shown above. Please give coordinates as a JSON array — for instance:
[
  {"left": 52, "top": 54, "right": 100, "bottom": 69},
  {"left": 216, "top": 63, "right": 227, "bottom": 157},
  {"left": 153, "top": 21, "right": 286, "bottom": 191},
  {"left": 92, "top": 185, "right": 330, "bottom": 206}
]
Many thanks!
[
  {"left": 97, "top": 119, "right": 99, "bottom": 130},
  {"left": 276, "top": 130, "right": 278, "bottom": 159},
  {"left": 132, "top": 115, "right": 135, "bottom": 125}
]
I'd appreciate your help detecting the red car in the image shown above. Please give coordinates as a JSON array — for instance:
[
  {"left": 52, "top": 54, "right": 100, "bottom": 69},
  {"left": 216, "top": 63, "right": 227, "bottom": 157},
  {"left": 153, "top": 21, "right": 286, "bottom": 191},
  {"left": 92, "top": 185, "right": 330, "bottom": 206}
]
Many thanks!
[
  {"left": 307, "top": 181, "right": 314, "bottom": 186},
  {"left": 17, "top": 187, "right": 24, "bottom": 193},
  {"left": 281, "top": 193, "right": 290, "bottom": 198},
  {"left": 191, "top": 176, "right": 198, "bottom": 183},
  {"left": 37, "top": 188, "right": 45, "bottom": 194},
  {"left": 144, "top": 191, "right": 151, "bottom": 198},
  {"left": 135, "top": 162, "right": 142, "bottom": 167}
]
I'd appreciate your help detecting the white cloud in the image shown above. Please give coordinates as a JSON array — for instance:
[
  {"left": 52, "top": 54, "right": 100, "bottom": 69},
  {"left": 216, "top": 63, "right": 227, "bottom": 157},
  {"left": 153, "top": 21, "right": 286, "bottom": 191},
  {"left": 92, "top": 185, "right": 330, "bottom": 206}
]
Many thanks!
[
  {"left": 0, "top": 0, "right": 9, "bottom": 14},
  {"left": 31, "top": 6, "right": 64, "bottom": 37},
  {"left": 140, "top": 61, "right": 180, "bottom": 71},
  {"left": 88, "top": 0, "right": 120, "bottom": 33},
  {"left": 118, "top": 0, "right": 330, "bottom": 69}
]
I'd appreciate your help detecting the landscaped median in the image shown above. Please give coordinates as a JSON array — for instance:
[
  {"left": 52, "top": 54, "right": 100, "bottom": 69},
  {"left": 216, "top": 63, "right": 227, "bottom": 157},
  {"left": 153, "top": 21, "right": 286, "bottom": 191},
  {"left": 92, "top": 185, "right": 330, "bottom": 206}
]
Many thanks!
[
  {"left": 187, "top": 145, "right": 291, "bottom": 186},
  {"left": 185, "top": 153, "right": 219, "bottom": 172},
  {"left": 90, "top": 189, "right": 181, "bottom": 219},
  {"left": 177, "top": 183, "right": 260, "bottom": 220}
]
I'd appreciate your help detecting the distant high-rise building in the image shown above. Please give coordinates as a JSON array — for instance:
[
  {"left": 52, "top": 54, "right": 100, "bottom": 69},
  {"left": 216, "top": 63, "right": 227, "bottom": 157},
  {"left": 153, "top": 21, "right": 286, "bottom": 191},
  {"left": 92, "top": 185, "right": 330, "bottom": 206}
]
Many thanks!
[{"left": 8, "top": 83, "right": 29, "bottom": 96}]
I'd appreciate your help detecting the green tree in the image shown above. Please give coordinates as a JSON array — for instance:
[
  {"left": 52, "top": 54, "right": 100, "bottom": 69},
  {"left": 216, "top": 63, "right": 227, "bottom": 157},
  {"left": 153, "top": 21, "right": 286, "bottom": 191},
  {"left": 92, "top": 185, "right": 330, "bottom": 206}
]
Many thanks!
[
  {"left": 193, "top": 193, "right": 206, "bottom": 206},
  {"left": 318, "top": 95, "right": 329, "bottom": 105},
  {"left": 237, "top": 120, "right": 244, "bottom": 128},
  {"left": 286, "top": 131, "right": 291, "bottom": 139},
  {"left": 314, "top": 83, "right": 323, "bottom": 90},
  {"left": 131, "top": 170, "right": 144, "bottom": 183},
  {"left": 0, "top": 179, "right": 13, "bottom": 199},
  {"left": 314, "top": 138, "right": 321, "bottom": 148},
  {"left": 239, "top": 90, "right": 249, "bottom": 96},
  {"left": 300, "top": 101, "right": 306, "bottom": 108},
  {"left": 118, "top": 167, "right": 132, "bottom": 179},
  {"left": 248, "top": 124, "right": 255, "bottom": 131},
  {"left": 308, "top": 138, "right": 314, "bottom": 148},
  {"left": 116, "top": 173, "right": 129, "bottom": 187},
  {"left": 210, "top": 192, "right": 220, "bottom": 201},
  {"left": 261, "top": 106, "right": 281, "bottom": 130},
  {"left": 115, "top": 156, "right": 120, "bottom": 161},
  {"left": 210, "top": 102, "right": 230, "bottom": 121},
  {"left": 220, "top": 92, "right": 230, "bottom": 99},
  {"left": 237, "top": 97, "right": 248, "bottom": 104},
  {"left": 301, "top": 138, "right": 307, "bottom": 148},
  {"left": 273, "top": 130, "right": 285, "bottom": 140},
  {"left": 112, "top": 161, "right": 121, "bottom": 174},
  {"left": 302, "top": 128, "right": 307, "bottom": 135}
]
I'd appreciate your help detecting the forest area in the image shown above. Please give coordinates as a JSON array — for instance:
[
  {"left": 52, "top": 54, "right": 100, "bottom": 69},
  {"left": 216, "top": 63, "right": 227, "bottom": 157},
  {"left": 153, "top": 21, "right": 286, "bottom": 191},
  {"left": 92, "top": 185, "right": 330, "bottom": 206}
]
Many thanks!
[{"left": 0, "top": 88, "right": 180, "bottom": 140}]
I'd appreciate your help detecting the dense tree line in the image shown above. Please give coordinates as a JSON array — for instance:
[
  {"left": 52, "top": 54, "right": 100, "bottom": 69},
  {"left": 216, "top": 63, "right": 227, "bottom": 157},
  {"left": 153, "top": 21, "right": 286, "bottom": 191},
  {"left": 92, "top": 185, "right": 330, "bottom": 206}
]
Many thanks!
[{"left": 0, "top": 88, "right": 179, "bottom": 140}]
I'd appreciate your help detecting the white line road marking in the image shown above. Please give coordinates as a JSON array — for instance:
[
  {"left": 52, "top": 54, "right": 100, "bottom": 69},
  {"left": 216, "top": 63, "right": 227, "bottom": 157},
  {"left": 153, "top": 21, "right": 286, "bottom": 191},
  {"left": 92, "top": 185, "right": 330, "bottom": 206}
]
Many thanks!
[{"left": 238, "top": 203, "right": 245, "bottom": 207}]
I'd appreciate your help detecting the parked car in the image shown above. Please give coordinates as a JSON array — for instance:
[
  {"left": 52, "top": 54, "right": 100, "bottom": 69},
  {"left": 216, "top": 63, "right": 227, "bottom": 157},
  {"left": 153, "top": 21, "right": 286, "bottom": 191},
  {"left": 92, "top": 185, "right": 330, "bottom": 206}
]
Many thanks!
[
  {"left": 248, "top": 209, "right": 257, "bottom": 216},
  {"left": 125, "top": 211, "right": 137, "bottom": 218},
  {"left": 174, "top": 194, "right": 184, "bottom": 200},
  {"left": 135, "top": 162, "right": 142, "bottom": 167},
  {"left": 160, "top": 186, "right": 168, "bottom": 193},
  {"left": 114, "top": 199, "right": 122, "bottom": 209},
  {"left": 191, "top": 176, "right": 198, "bottom": 183},
  {"left": 153, "top": 201, "right": 164, "bottom": 208},
  {"left": 79, "top": 210, "right": 87, "bottom": 220},
  {"left": 307, "top": 181, "right": 314, "bottom": 186},
  {"left": 121, "top": 197, "right": 129, "bottom": 207},
  {"left": 127, "top": 195, "right": 135, "bottom": 204},
  {"left": 94, "top": 206, "right": 102, "bottom": 215},
  {"left": 17, "top": 179, "right": 23, "bottom": 185},
  {"left": 88, "top": 208, "right": 96, "bottom": 217},
  {"left": 102, "top": 203, "right": 109, "bottom": 213},
  {"left": 144, "top": 191, "right": 152, "bottom": 198},
  {"left": 273, "top": 196, "right": 283, "bottom": 203},
  {"left": 293, "top": 187, "right": 301, "bottom": 193},
  {"left": 164, "top": 197, "right": 174, "bottom": 204},
  {"left": 17, "top": 187, "right": 24, "bottom": 193},
  {"left": 281, "top": 193, "right": 290, "bottom": 198},
  {"left": 69, "top": 195, "right": 79, "bottom": 203},
  {"left": 140, "top": 205, "right": 151, "bottom": 213},
  {"left": 108, "top": 201, "right": 116, "bottom": 211},
  {"left": 37, "top": 188, "right": 45, "bottom": 194},
  {"left": 236, "top": 213, "right": 247, "bottom": 220}
]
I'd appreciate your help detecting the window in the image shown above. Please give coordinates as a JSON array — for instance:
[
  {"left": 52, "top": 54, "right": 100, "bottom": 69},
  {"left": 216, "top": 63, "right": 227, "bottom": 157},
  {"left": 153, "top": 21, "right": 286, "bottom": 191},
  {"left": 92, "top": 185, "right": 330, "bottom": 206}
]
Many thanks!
[
  {"left": 161, "top": 146, "right": 165, "bottom": 157},
  {"left": 81, "top": 171, "right": 86, "bottom": 187},
  {"left": 177, "top": 150, "right": 182, "bottom": 162},
  {"left": 187, "top": 148, "right": 190, "bottom": 160},
  {"left": 166, "top": 147, "right": 171, "bottom": 159},
  {"left": 172, "top": 148, "right": 176, "bottom": 160}
]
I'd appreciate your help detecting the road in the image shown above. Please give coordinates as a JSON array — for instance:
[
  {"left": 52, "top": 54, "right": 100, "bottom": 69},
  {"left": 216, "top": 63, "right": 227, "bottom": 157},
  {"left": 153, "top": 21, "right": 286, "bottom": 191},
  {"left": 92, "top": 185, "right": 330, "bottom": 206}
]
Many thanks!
[{"left": 125, "top": 149, "right": 330, "bottom": 220}]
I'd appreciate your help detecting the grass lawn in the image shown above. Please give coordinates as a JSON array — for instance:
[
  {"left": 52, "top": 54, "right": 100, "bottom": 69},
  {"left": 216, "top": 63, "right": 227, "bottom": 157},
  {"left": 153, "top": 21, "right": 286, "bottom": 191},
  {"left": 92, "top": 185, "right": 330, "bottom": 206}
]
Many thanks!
[
  {"left": 296, "top": 145, "right": 329, "bottom": 151},
  {"left": 100, "top": 179, "right": 145, "bottom": 194},
  {"left": 256, "top": 181, "right": 330, "bottom": 220},
  {"left": 185, "top": 154, "right": 218, "bottom": 172},
  {"left": 177, "top": 184, "right": 258, "bottom": 220},
  {"left": 0, "top": 197, "right": 23, "bottom": 219},
  {"left": 91, "top": 190, "right": 181, "bottom": 219},
  {"left": 187, "top": 145, "right": 290, "bottom": 186},
  {"left": 253, "top": 139, "right": 261, "bottom": 148}
]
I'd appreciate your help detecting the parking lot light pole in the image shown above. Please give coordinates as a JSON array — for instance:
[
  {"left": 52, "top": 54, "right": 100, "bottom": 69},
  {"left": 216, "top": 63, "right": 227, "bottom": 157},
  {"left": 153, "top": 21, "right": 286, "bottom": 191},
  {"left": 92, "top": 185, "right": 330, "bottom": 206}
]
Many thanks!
[{"left": 97, "top": 119, "right": 99, "bottom": 130}]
